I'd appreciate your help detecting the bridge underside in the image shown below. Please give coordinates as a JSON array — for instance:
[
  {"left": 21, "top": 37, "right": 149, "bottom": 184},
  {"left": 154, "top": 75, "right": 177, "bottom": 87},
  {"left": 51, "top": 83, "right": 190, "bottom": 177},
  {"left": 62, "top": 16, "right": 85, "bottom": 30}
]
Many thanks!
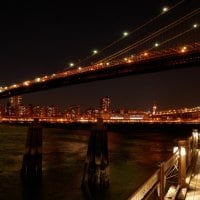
[{"left": 0, "top": 51, "right": 199, "bottom": 99}]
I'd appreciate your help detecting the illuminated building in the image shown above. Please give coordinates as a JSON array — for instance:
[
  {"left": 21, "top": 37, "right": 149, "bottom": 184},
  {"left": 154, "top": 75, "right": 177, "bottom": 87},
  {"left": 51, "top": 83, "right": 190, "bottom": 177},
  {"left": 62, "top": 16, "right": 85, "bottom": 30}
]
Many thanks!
[
  {"left": 100, "top": 96, "right": 111, "bottom": 120},
  {"left": 65, "top": 105, "right": 80, "bottom": 120},
  {"left": 9, "top": 96, "right": 22, "bottom": 107},
  {"left": 19, "top": 105, "right": 27, "bottom": 117},
  {"left": 100, "top": 96, "right": 111, "bottom": 113},
  {"left": 152, "top": 103, "right": 157, "bottom": 115},
  {"left": 0, "top": 104, "right": 3, "bottom": 117},
  {"left": 46, "top": 105, "right": 60, "bottom": 117},
  {"left": 83, "top": 108, "right": 99, "bottom": 120},
  {"left": 33, "top": 105, "right": 42, "bottom": 117},
  {"left": 6, "top": 96, "right": 22, "bottom": 116}
]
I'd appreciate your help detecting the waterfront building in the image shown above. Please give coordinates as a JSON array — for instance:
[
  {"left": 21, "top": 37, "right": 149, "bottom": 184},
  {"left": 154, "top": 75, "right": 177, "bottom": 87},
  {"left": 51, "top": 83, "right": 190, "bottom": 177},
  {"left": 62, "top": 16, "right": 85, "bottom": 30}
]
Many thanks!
[
  {"left": 7, "top": 96, "right": 22, "bottom": 116},
  {"left": 100, "top": 96, "right": 111, "bottom": 113},
  {"left": 153, "top": 103, "right": 157, "bottom": 115},
  {"left": 100, "top": 96, "right": 111, "bottom": 120}
]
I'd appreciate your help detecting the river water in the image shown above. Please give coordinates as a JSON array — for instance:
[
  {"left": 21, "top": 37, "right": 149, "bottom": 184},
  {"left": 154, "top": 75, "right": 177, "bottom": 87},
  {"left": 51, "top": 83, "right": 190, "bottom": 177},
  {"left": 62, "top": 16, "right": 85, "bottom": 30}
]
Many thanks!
[{"left": 0, "top": 124, "right": 192, "bottom": 200}]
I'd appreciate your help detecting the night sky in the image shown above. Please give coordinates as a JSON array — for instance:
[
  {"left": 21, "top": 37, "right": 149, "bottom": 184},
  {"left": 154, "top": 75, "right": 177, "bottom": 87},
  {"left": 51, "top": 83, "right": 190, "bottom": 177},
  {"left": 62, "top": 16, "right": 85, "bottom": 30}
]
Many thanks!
[{"left": 0, "top": 0, "right": 199, "bottom": 111}]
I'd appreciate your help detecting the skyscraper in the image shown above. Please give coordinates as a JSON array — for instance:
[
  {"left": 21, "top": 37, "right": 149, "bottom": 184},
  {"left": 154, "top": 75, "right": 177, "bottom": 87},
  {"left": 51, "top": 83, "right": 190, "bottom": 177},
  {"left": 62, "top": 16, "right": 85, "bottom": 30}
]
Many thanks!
[
  {"left": 9, "top": 96, "right": 22, "bottom": 108},
  {"left": 152, "top": 103, "right": 157, "bottom": 115},
  {"left": 100, "top": 96, "right": 111, "bottom": 113},
  {"left": 8, "top": 96, "right": 22, "bottom": 116}
]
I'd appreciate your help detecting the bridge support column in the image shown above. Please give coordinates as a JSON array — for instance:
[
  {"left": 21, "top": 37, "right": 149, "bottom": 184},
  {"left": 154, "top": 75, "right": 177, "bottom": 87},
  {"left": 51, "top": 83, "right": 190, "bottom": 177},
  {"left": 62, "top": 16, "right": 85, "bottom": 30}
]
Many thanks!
[
  {"left": 21, "top": 119, "right": 43, "bottom": 181},
  {"left": 178, "top": 140, "right": 187, "bottom": 188},
  {"left": 81, "top": 118, "right": 109, "bottom": 191}
]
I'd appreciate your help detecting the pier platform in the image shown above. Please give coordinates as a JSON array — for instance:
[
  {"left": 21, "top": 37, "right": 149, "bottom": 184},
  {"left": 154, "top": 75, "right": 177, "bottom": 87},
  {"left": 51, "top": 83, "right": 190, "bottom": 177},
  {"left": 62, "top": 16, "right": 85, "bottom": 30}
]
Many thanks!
[{"left": 185, "top": 150, "right": 200, "bottom": 200}]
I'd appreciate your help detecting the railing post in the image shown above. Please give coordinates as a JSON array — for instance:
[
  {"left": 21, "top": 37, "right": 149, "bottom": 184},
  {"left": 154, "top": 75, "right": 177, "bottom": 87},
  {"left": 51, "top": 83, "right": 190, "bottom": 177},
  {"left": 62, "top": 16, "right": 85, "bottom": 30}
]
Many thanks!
[
  {"left": 192, "top": 129, "right": 198, "bottom": 150},
  {"left": 159, "top": 162, "right": 165, "bottom": 200},
  {"left": 178, "top": 140, "right": 187, "bottom": 188},
  {"left": 187, "top": 137, "right": 192, "bottom": 167}
]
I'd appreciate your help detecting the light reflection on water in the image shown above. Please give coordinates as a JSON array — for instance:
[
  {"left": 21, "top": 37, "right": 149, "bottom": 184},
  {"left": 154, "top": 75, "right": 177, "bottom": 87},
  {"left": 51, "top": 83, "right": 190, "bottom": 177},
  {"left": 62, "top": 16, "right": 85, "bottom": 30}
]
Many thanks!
[{"left": 0, "top": 124, "right": 184, "bottom": 200}]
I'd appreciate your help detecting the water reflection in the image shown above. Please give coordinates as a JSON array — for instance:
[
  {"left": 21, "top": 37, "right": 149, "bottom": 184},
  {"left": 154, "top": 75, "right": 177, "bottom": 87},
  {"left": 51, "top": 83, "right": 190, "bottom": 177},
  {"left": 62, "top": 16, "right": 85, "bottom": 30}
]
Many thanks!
[{"left": 0, "top": 124, "right": 188, "bottom": 200}]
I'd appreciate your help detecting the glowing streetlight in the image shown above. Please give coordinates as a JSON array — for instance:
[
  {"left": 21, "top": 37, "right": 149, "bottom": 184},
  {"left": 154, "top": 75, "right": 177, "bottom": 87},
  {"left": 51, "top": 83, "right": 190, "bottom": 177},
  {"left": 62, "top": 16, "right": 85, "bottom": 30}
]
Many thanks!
[
  {"left": 35, "top": 77, "right": 41, "bottom": 83},
  {"left": 154, "top": 42, "right": 159, "bottom": 47},
  {"left": 12, "top": 84, "right": 17, "bottom": 88},
  {"left": 162, "top": 6, "right": 169, "bottom": 13},
  {"left": 92, "top": 49, "right": 98, "bottom": 55},
  {"left": 123, "top": 31, "right": 129, "bottom": 37},
  {"left": 181, "top": 46, "right": 187, "bottom": 53},
  {"left": 193, "top": 23, "right": 198, "bottom": 28},
  {"left": 23, "top": 81, "right": 30, "bottom": 86},
  {"left": 0, "top": 87, "right": 3, "bottom": 93},
  {"left": 69, "top": 62, "right": 74, "bottom": 67}
]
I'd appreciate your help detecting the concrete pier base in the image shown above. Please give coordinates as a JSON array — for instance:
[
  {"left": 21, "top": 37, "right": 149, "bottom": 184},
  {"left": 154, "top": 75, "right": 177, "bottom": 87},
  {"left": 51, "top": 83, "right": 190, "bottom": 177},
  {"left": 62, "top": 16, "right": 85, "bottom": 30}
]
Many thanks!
[
  {"left": 82, "top": 118, "right": 109, "bottom": 191},
  {"left": 21, "top": 119, "right": 43, "bottom": 180}
]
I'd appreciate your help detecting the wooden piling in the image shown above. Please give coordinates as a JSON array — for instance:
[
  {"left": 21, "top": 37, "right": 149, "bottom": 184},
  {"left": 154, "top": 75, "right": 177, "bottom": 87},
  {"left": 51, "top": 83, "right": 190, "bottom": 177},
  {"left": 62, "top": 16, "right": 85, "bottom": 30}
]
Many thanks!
[
  {"left": 21, "top": 118, "right": 43, "bottom": 180},
  {"left": 82, "top": 118, "right": 109, "bottom": 191}
]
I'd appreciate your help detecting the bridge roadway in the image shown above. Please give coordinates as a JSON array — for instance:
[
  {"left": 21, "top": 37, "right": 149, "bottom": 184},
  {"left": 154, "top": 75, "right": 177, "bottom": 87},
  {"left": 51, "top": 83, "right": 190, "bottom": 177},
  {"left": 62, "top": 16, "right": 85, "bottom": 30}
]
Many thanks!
[{"left": 0, "top": 46, "right": 200, "bottom": 99}]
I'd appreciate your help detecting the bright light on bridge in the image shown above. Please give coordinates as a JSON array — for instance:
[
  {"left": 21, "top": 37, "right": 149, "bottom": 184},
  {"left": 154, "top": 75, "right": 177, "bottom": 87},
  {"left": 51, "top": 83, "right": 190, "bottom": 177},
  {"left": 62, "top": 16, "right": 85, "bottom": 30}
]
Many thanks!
[
  {"left": 154, "top": 42, "right": 159, "bottom": 47},
  {"left": 35, "top": 77, "right": 41, "bottom": 83},
  {"left": 0, "top": 87, "right": 4, "bottom": 93},
  {"left": 180, "top": 46, "right": 187, "bottom": 53},
  {"left": 23, "top": 81, "right": 30, "bottom": 86},
  {"left": 123, "top": 31, "right": 129, "bottom": 37},
  {"left": 193, "top": 23, "right": 198, "bottom": 28},
  {"left": 92, "top": 49, "right": 98, "bottom": 55},
  {"left": 69, "top": 62, "right": 74, "bottom": 67},
  {"left": 162, "top": 6, "right": 169, "bottom": 13},
  {"left": 12, "top": 84, "right": 18, "bottom": 88}
]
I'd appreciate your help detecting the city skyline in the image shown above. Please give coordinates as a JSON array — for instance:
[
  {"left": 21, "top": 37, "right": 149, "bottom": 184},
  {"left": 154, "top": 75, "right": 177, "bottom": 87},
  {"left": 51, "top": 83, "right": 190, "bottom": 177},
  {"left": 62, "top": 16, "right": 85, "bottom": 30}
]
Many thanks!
[
  {"left": 0, "top": 0, "right": 199, "bottom": 110},
  {"left": 1, "top": 95, "right": 200, "bottom": 125},
  {"left": 1, "top": 94, "right": 200, "bottom": 114}
]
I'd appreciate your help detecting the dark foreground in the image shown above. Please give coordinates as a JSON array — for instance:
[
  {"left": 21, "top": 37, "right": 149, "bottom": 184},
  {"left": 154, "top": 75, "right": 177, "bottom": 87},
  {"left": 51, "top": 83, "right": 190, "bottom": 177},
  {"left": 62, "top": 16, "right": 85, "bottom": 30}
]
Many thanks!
[{"left": 0, "top": 123, "right": 198, "bottom": 200}]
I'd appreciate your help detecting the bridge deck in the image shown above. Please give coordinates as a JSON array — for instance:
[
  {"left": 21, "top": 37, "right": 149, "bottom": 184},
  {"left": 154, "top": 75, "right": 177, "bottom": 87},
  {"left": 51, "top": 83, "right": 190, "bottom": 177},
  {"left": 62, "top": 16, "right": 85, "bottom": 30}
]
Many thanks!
[{"left": 185, "top": 150, "right": 200, "bottom": 200}]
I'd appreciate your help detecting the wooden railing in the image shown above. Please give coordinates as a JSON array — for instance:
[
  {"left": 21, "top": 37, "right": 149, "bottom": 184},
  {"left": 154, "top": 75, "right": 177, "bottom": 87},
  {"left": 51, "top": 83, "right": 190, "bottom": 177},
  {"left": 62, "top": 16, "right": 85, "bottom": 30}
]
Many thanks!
[{"left": 128, "top": 129, "right": 199, "bottom": 200}]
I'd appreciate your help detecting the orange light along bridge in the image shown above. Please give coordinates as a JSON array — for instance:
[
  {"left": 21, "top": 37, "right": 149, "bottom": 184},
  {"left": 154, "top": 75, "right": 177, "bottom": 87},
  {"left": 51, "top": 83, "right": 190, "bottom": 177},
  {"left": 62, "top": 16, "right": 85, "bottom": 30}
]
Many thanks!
[{"left": 0, "top": 43, "right": 199, "bottom": 99}]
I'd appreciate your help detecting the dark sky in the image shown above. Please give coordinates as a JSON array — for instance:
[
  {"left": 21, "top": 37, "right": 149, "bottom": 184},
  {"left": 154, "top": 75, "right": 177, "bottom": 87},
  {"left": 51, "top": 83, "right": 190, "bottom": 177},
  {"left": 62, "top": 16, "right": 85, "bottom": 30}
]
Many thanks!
[{"left": 0, "top": 0, "right": 199, "bottom": 111}]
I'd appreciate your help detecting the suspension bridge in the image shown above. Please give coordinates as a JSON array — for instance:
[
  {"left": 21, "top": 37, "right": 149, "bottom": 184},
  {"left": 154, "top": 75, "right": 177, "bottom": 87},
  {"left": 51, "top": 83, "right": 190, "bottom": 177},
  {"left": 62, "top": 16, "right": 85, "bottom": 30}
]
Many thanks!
[
  {"left": 0, "top": 2, "right": 199, "bottom": 99},
  {"left": 0, "top": 1, "right": 200, "bottom": 199}
]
